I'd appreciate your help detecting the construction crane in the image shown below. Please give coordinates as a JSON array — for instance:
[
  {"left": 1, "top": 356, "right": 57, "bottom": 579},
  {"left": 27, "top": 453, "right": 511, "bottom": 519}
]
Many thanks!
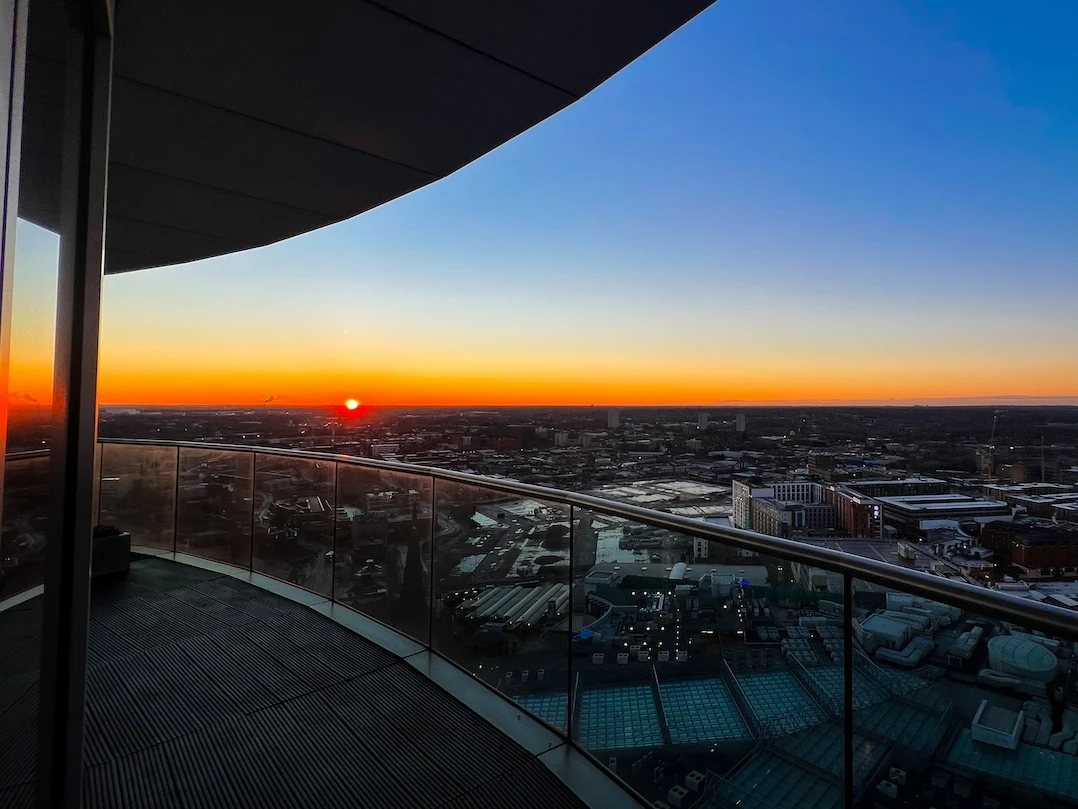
[{"left": 986, "top": 414, "right": 999, "bottom": 480}]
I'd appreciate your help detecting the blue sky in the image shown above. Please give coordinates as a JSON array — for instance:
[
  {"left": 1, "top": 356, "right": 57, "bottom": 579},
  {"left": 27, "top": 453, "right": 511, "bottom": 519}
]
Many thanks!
[{"left": 84, "top": 0, "right": 1078, "bottom": 404}]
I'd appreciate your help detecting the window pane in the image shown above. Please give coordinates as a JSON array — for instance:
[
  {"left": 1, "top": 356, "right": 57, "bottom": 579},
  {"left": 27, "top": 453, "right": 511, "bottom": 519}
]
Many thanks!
[{"left": 1, "top": 0, "right": 65, "bottom": 800}]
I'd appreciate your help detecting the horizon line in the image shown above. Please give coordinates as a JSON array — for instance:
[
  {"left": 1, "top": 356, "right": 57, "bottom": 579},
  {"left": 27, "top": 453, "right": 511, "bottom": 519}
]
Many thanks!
[{"left": 86, "top": 397, "right": 1078, "bottom": 409}]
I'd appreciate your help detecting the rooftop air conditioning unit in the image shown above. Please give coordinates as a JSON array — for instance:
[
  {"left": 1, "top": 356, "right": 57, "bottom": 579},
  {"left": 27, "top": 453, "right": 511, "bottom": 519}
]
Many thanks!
[
  {"left": 617, "top": 653, "right": 630, "bottom": 665},
  {"left": 676, "top": 650, "right": 688, "bottom": 662},
  {"left": 889, "top": 767, "right": 906, "bottom": 785},
  {"left": 505, "top": 672, "right": 513, "bottom": 683},
  {"left": 685, "top": 771, "right": 705, "bottom": 792},
  {"left": 592, "top": 653, "right": 605, "bottom": 664},
  {"left": 638, "top": 651, "right": 649, "bottom": 662},
  {"left": 877, "top": 781, "right": 898, "bottom": 799},
  {"left": 658, "top": 651, "right": 671, "bottom": 662},
  {"left": 607, "top": 757, "right": 617, "bottom": 772},
  {"left": 667, "top": 785, "right": 690, "bottom": 808},
  {"left": 520, "top": 670, "right": 529, "bottom": 683},
  {"left": 537, "top": 668, "right": 545, "bottom": 681}
]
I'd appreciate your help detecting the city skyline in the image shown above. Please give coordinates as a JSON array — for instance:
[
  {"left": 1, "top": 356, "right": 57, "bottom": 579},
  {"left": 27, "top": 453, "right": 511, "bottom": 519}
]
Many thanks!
[{"left": 9, "top": 0, "right": 1078, "bottom": 407}]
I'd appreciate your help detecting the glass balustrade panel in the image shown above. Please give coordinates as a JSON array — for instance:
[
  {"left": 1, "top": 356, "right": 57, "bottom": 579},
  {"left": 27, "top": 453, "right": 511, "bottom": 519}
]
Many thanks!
[
  {"left": 432, "top": 481, "right": 571, "bottom": 733},
  {"left": 91, "top": 442, "right": 101, "bottom": 527},
  {"left": 851, "top": 568, "right": 1078, "bottom": 808},
  {"left": 252, "top": 454, "right": 335, "bottom": 595},
  {"left": 573, "top": 508, "right": 850, "bottom": 809},
  {"left": 176, "top": 448, "right": 254, "bottom": 567},
  {"left": 333, "top": 464, "right": 432, "bottom": 642},
  {"left": 98, "top": 444, "right": 178, "bottom": 552}
]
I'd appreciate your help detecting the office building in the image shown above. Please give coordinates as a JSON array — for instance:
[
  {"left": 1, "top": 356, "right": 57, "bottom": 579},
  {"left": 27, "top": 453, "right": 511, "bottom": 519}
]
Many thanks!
[
  {"left": 983, "top": 482, "right": 1078, "bottom": 504},
  {"left": 846, "top": 477, "right": 949, "bottom": 498},
  {"left": 821, "top": 484, "right": 884, "bottom": 538},
  {"left": 698, "top": 412, "right": 709, "bottom": 431},
  {"left": 1011, "top": 492, "right": 1078, "bottom": 519},
  {"left": 875, "top": 494, "right": 1011, "bottom": 536},
  {"left": 750, "top": 497, "right": 837, "bottom": 538},
  {"left": 981, "top": 521, "right": 1078, "bottom": 577},
  {"left": 607, "top": 409, "right": 620, "bottom": 429},
  {"left": 735, "top": 478, "right": 880, "bottom": 538},
  {"left": 1056, "top": 502, "right": 1078, "bottom": 524},
  {"left": 580, "top": 432, "right": 602, "bottom": 448},
  {"left": 770, "top": 481, "right": 821, "bottom": 503},
  {"left": 731, "top": 476, "right": 776, "bottom": 530}
]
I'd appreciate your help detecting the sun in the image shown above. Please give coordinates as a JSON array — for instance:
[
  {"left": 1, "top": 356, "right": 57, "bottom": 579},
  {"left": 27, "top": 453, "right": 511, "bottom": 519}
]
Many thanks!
[{"left": 344, "top": 398, "right": 359, "bottom": 411}]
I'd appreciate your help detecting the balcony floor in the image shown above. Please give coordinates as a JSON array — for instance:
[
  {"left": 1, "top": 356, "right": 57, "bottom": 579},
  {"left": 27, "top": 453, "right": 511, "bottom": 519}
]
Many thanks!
[{"left": 0, "top": 557, "right": 586, "bottom": 809}]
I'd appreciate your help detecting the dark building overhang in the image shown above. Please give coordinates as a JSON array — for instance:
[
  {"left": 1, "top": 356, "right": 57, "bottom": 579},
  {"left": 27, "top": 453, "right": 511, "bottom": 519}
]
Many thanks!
[{"left": 21, "top": 0, "right": 714, "bottom": 274}]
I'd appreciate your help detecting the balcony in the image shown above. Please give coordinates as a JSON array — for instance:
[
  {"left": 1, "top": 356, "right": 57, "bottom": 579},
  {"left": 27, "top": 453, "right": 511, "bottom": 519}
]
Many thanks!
[
  {"left": 3, "top": 555, "right": 593, "bottom": 809},
  {"left": 3, "top": 441, "right": 1077, "bottom": 809}
]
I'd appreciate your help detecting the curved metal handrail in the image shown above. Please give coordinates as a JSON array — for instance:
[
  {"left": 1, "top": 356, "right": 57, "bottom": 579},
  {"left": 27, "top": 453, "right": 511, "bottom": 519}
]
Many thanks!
[{"left": 100, "top": 437, "right": 1078, "bottom": 639}]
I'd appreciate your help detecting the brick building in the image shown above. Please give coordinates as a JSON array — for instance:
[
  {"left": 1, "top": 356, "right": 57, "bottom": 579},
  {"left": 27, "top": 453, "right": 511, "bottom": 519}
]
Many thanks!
[
  {"left": 821, "top": 485, "right": 883, "bottom": 538},
  {"left": 981, "top": 521, "right": 1078, "bottom": 577}
]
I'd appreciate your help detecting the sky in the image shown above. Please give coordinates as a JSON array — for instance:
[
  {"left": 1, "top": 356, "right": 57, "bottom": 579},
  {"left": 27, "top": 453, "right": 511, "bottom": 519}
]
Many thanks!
[{"left": 9, "top": 0, "right": 1078, "bottom": 407}]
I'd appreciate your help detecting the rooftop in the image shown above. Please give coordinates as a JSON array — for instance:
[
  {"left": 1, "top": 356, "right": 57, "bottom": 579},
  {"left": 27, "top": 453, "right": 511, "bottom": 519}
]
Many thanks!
[
  {"left": 985, "top": 520, "right": 1078, "bottom": 544},
  {"left": 849, "top": 477, "right": 947, "bottom": 486},
  {"left": 801, "top": 538, "right": 934, "bottom": 571},
  {"left": 985, "top": 483, "right": 1076, "bottom": 493},
  {"left": 875, "top": 494, "right": 1010, "bottom": 513},
  {"left": 978, "top": 704, "right": 1021, "bottom": 734},
  {"left": 1012, "top": 492, "right": 1078, "bottom": 505}
]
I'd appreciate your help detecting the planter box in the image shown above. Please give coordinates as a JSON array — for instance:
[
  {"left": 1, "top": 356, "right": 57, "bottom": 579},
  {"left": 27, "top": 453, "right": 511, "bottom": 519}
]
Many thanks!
[{"left": 92, "top": 531, "right": 131, "bottom": 578}]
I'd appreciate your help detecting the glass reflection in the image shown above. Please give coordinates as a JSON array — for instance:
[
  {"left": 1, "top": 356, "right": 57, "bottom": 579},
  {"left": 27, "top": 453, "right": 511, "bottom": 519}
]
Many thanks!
[
  {"left": 252, "top": 454, "right": 334, "bottom": 595},
  {"left": 334, "top": 465, "right": 431, "bottom": 641},
  {"left": 849, "top": 576, "right": 1076, "bottom": 808},
  {"left": 176, "top": 448, "right": 253, "bottom": 566},
  {"left": 0, "top": 455, "right": 50, "bottom": 599},
  {"left": 572, "top": 510, "right": 848, "bottom": 809},
  {"left": 98, "top": 444, "right": 177, "bottom": 551},
  {"left": 433, "top": 482, "right": 571, "bottom": 731}
]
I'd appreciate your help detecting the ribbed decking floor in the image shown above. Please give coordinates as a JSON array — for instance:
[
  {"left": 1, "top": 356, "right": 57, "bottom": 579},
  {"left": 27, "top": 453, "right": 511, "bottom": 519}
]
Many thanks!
[{"left": 0, "top": 558, "right": 586, "bottom": 809}]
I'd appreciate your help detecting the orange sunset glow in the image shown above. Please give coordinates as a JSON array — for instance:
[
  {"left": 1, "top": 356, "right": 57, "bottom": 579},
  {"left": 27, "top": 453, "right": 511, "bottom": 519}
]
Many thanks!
[
  {"left": 82, "top": 348, "right": 1078, "bottom": 407},
  {"left": 6, "top": 316, "right": 1076, "bottom": 408}
]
